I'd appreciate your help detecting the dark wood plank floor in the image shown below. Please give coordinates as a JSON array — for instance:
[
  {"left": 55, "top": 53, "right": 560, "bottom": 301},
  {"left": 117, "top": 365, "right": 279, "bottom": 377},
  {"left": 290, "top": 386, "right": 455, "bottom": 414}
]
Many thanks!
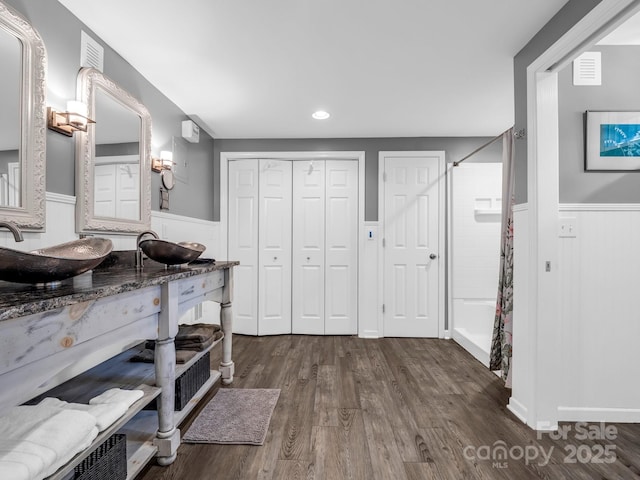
[{"left": 137, "top": 335, "right": 640, "bottom": 479}]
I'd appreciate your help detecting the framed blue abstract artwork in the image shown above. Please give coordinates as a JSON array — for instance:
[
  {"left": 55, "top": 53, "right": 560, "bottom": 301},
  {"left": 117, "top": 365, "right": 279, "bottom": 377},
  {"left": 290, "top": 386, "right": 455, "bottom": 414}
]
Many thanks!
[{"left": 586, "top": 111, "right": 640, "bottom": 171}]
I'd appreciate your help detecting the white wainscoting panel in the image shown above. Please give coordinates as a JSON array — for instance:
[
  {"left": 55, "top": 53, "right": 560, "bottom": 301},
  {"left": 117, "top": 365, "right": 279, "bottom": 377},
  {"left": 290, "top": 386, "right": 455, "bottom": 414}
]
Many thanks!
[
  {"left": 359, "top": 222, "right": 380, "bottom": 337},
  {"left": 557, "top": 205, "right": 640, "bottom": 422}
]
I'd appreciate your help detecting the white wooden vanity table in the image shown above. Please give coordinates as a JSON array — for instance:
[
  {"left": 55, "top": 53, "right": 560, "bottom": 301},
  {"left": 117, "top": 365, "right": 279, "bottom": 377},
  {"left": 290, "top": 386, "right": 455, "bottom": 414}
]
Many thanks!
[{"left": 0, "top": 254, "right": 238, "bottom": 479}]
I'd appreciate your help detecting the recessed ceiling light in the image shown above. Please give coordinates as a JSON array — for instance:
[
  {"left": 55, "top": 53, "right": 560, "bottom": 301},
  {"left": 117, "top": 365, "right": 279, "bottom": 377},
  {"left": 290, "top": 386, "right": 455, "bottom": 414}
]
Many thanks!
[{"left": 312, "top": 110, "right": 330, "bottom": 120}]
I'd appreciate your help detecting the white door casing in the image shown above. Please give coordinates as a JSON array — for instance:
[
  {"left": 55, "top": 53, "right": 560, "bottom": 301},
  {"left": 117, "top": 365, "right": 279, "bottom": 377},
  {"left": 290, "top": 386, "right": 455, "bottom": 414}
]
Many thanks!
[
  {"left": 292, "top": 160, "right": 325, "bottom": 334},
  {"left": 380, "top": 152, "right": 445, "bottom": 338},
  {"left": 228, "top": 159, "right": 260, "bottom": 335},
  {"left": 324, "top": 160, "right": 359, "bottom": 335},
  {"left": 258, "top": 159, "right": 292, "bottom": 335}
]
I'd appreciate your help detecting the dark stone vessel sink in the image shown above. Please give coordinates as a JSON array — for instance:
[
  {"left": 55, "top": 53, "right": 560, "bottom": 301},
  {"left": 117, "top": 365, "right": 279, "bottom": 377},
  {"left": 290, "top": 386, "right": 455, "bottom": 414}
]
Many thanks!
[
  {"left": 138, "top": 239, "right": 205, "bottom": 265},
  {"left": 0, "top": 237, "right": 113, "bottom": 284}
]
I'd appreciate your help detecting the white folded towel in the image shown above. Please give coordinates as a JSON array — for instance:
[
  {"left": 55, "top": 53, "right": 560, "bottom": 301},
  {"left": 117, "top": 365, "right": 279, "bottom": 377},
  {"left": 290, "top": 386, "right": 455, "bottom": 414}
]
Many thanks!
[
  {"left": 89, "top": 388, "right": 144, "bottom": 408},
  {"left": 38, "top": 397, "right": 128, "bottom": 432},
  {"left": 42, "top": 425, "right": 98, "bottom": 478},
  {"left": 0, "top": 405, "right": 98, "bottom": 480}
]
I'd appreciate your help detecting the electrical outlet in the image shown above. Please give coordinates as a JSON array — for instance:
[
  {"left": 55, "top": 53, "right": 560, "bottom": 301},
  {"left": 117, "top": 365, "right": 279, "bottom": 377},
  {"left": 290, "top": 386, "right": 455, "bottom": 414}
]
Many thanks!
[{"left": 559, "top": 217, "right": 577, "bottom": 238}]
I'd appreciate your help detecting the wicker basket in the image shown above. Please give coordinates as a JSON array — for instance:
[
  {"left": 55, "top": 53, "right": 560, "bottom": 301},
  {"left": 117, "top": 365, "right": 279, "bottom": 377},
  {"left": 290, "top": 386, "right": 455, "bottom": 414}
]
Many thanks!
[
  {"left": 74, "top": 434, "right": 126, "bottom": 480},
  {"left": 146, "top": 351, "right": 211, "bottom": 411}
]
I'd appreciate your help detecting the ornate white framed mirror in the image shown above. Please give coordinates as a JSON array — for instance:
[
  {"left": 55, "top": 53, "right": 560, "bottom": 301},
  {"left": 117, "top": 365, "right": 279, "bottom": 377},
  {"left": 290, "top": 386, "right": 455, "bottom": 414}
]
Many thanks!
[
  {"left": 75, "top": 67, "right": 152, "bottom": 234},
  {"left": 0, "top": 2, "right": 47, "bottom": 230}
]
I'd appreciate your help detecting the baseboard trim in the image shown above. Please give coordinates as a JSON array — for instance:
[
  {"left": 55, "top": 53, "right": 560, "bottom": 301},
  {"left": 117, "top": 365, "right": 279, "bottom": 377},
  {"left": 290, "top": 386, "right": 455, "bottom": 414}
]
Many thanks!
[
  {"left": 557, "top": 406, "right": 640, "bottom": 423},
  {"left": 507, "top": 397, "right": 528, "bottom": 424}
]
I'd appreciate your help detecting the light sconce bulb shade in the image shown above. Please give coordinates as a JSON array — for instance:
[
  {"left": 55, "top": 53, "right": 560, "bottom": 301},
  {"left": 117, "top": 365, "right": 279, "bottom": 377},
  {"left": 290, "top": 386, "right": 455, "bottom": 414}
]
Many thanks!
[
  {"left": 47, "top": 100, "right": 95, "bottom": 137},
  {"left": 66, "top": 100, "right": 88, "bottom": 128},
  {"left": 160, "top": 150, "right": 173, "bottom": 169}
]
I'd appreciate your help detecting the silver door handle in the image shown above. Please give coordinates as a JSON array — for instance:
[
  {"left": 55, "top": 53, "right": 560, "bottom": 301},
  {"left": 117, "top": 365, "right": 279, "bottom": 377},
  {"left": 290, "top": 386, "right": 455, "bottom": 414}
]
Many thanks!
[{"left": 429, "top": 253, "right": 437, "bottom": 260}]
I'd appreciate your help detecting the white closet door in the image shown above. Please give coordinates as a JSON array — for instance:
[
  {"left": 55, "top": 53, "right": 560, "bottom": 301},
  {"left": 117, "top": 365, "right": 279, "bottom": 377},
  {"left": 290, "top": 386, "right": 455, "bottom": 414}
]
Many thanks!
[
  {"left": 325, "top": 160, "right": 358, "bottom": 335},
  {"left": 383, "top": 155, "right": 440, "bottom": 337},
  {"left": 116, "top": 163, "right": 139, "bottom": 220},
  {"left": 228, "top": 159, "right": 259, "bottom": 335},
  {"left": 258, "top": 159, "right": 292, "bottom": 335},
  {"left": 94, "top": 164, "right": 116, "bottom": 218},
  {"left": 292, "top": 160, "right": 325, "bottom": 334}
]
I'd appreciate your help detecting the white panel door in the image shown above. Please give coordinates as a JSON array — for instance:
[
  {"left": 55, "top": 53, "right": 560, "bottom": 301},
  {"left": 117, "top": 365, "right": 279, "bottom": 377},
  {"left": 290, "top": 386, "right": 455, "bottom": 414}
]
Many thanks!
[
  {"left": 94, "top": 164, "right": 116, "bottom": 218},
  {"left": 292, "top": 160, "right": 325, "bottom": 334},
  {"left": 259, "top": 159, "right": 292, "bottom": 335},
  {"left": 383, "top": 155, "right": 441, "bottom": 337},
  {"left": 325, "top": 160, "right": 358, "bottom": 335},
  {"left": 228, "top": 159, "right": 259, "bottom": 335},
  {"left": 116, "top": 163, "right": 139, "bottom": 220}
]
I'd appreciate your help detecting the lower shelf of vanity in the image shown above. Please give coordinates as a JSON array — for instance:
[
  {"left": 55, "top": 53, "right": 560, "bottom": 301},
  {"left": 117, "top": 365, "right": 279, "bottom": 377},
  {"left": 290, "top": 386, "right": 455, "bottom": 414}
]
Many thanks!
[
  {"left": 119, "top": 370, "right": 221, "bottom": 480},
  {"left": 38, "top": 338, "right": 223, "bottom": 480}
]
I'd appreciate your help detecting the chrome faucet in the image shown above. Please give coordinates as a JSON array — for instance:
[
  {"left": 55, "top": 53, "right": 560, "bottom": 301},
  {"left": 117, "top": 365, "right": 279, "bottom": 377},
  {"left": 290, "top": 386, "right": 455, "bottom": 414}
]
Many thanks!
[
  {"left": 0, "top": 221, "right": 24, "bottom": 242},
  {"left": 135, "top": 230, "right": 159, "bottom": 268}
]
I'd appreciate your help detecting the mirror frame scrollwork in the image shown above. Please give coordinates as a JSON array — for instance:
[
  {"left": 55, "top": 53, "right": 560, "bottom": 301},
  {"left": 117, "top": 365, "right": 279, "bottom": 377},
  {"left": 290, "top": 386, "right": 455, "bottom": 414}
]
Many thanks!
[
  {"left": 75, "top": 67, "right": 152, "bottom": 234},
  {"left": 0, "top": 1, "right": 47, "bottom": 230}
]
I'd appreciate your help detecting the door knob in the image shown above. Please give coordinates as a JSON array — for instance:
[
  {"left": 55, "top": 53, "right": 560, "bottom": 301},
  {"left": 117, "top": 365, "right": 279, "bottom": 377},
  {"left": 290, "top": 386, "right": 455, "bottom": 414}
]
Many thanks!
[{"left": 429, "top": 253, "right": 437, "bottom": 260}]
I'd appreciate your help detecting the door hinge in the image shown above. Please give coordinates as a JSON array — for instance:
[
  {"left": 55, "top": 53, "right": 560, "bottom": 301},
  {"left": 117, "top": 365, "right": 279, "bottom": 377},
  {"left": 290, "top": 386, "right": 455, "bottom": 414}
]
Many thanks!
[
  {"left": 383, "top": 172, "right": 387, "bottom": 182},
  {"left": 382, "top": 238, "right": 385, "bottom": 247},
  {"left": 382, "top": 304, "right": 385, "bottom": 313}
]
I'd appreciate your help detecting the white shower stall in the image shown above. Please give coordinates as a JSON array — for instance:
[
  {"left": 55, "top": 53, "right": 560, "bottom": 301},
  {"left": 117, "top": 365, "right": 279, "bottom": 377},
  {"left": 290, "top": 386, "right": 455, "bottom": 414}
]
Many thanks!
[{"left": 450, "top": 162, "right": 502, "bottom": 366}]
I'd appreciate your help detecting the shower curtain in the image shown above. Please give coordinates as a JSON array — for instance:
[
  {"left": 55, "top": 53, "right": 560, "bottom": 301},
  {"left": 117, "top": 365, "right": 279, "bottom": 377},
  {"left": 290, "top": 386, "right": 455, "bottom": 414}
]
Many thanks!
[{"left": 489, "top": 128, "right": 514, "bottom": 388}]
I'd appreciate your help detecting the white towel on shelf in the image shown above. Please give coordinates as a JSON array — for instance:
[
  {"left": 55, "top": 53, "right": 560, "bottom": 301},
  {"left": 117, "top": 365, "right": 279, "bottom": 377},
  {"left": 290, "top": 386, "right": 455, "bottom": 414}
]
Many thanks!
[
  {"left": 0, "top": 405, "right": 98, "bottom": 480},
  {"left": 89, "top": 388, "right": 144, "bottom": 408},
  {"left": 38, "top": 397, "right": 129, "bottom": 432}
]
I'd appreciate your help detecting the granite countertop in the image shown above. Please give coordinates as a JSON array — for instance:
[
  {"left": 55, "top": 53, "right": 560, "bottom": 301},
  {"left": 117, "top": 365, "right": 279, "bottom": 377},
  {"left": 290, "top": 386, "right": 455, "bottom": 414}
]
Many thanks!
[{"left": 0, "top": 251, "right": 239, "bottom": 322}]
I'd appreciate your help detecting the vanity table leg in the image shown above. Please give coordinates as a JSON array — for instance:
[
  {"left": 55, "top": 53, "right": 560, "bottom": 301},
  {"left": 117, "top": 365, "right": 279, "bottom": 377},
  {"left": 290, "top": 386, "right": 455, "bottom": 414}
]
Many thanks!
[
  {"left": 154, "top": 283, "right": 180, "bottom": 466},
  {"left": 220, "top": 267, "right": 235, "bottom": 385},
  {"left": 154, "top": 338, "right": 178, "bottom": 465}
]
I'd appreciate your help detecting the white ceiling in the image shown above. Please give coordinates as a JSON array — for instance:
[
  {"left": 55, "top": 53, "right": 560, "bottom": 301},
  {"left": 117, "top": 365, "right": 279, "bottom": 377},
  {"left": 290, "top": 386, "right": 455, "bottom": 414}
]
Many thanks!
[{"left": 57, "top": 0, "right": 570, "bottom": 139}]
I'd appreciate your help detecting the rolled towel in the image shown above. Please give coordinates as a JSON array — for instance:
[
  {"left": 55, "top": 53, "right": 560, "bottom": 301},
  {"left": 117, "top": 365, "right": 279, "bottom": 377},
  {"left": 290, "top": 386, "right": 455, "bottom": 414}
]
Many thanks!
[
  {"left": 89, "top": 388, "right": 144, "bottom": 409},
  {"left": 38, "top": 397, "right": 128, "bottom": 432},
  {"left": 0, "top": 405, "right": 98, "bottom": 480}
]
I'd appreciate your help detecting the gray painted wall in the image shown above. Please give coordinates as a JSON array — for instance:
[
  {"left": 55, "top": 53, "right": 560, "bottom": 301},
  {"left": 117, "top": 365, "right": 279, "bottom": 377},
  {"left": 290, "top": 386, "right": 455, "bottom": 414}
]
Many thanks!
[
  {"left": 4, "top": 0, "right": 215, "bottom": 221},
  {"left": 214, "top": 137, "right": 502, "bottom": 222},
  {"left": 513, "top": 0, "right": 602, "bottom": 204},
  {"left": 559, "top": 46, "right": 640, "bottom": 203}
]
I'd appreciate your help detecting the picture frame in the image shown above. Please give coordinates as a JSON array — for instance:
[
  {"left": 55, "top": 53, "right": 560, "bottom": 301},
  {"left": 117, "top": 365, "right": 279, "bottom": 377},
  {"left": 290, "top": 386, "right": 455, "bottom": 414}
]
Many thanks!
[{"left": 585, "top": 110, "right": 640, "bottom": 171}]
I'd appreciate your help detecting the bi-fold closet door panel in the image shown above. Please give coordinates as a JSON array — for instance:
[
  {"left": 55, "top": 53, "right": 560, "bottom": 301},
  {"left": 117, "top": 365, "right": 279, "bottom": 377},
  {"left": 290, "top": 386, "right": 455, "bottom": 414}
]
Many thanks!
[
  {"left": 258, "top": 159, "right": 292, "bottom": 335},
  {"left": 292, "top": 161, "right": 325, "bottom": 334},
  {"left": 228, "top": 159, "right": 260, "bottom": 335},
  {"left": 292, "top": 160, "right": 358, "bottom": 335},
  {"left": 324, "top": 160, "right": 358, "bottom": 335}
]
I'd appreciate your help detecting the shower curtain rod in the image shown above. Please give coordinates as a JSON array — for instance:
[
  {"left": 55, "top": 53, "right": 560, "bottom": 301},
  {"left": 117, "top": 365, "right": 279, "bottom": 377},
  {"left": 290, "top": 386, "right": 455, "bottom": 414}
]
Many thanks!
[{"left": 452, "top": 128, "right": 512, "bottom": 167}]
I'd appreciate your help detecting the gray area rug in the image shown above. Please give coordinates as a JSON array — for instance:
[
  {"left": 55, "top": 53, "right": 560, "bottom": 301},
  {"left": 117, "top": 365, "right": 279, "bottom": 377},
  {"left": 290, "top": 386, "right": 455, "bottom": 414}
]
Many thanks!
[{"left": 182, "top": 388, "right": 280, "bottom": 445}]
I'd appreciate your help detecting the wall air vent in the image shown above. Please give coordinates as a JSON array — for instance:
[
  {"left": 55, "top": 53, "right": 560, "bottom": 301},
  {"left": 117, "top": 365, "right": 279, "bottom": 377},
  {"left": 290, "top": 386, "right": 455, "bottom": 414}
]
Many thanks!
[
  {"left": 573, "top": 52, "right": 601, "bottom": 86},
  {"left": 81, "top": 31, "right": 104, "bottom": 72}
]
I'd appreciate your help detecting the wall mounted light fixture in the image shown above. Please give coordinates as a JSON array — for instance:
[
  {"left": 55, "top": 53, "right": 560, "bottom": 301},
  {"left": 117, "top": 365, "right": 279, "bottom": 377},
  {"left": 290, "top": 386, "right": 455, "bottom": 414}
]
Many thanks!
[
  {"left": 151, "top": 150, "right": 174, "bottom": 173},
  {"left": 47, "top": 100, "right": 95, "bottom": 136}
]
